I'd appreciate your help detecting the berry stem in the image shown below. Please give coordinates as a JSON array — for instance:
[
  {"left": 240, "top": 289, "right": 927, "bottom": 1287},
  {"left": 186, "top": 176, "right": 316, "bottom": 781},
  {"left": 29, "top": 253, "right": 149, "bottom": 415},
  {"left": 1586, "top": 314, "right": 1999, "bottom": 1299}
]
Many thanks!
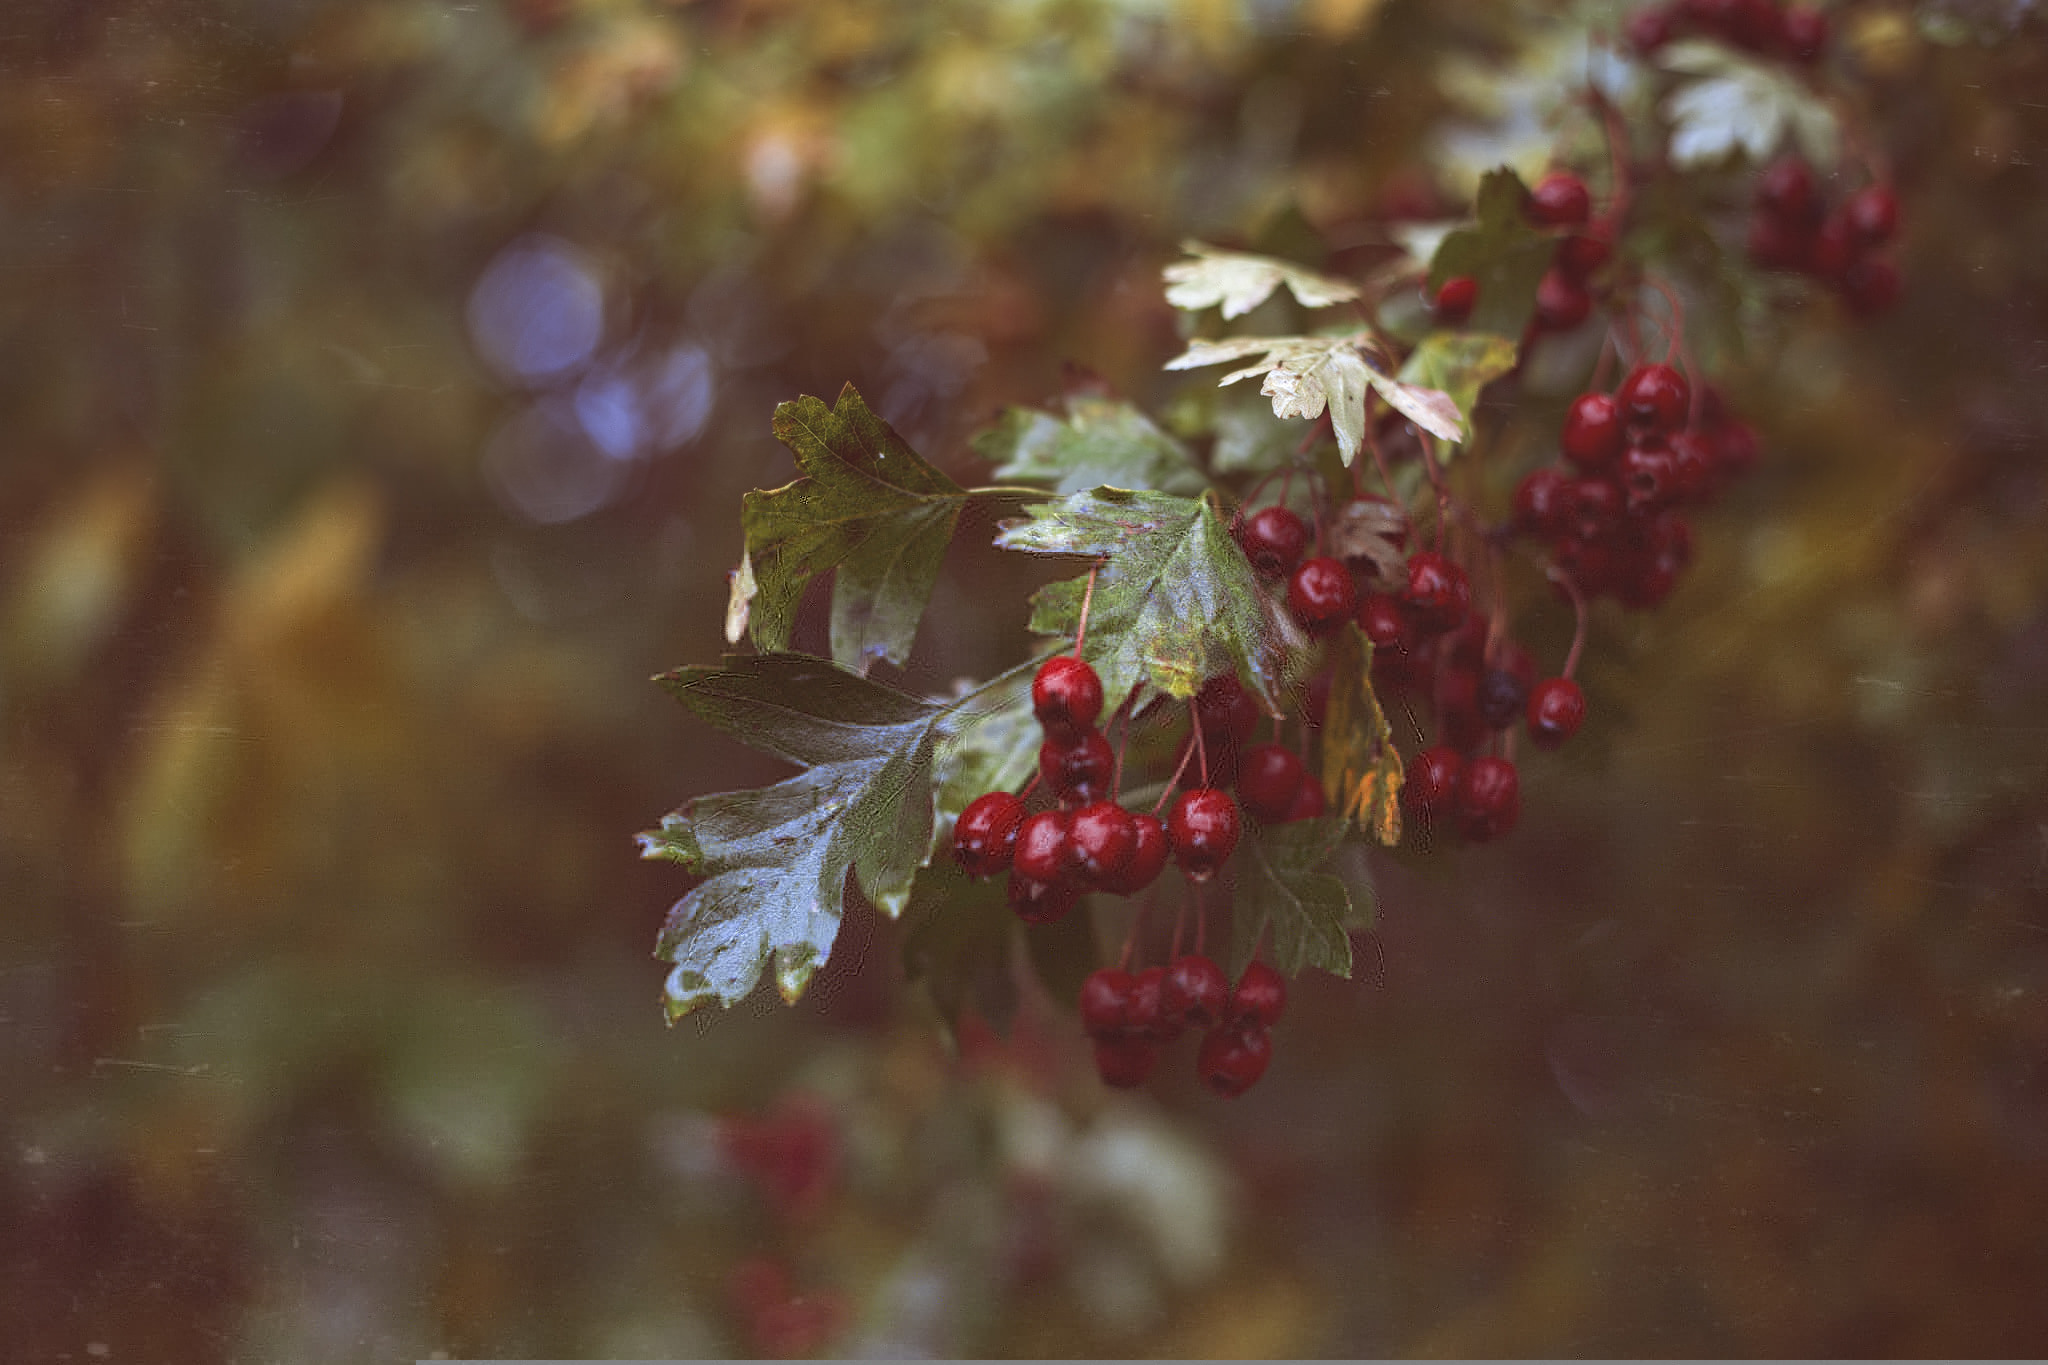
[
  {"left": 1547, "top": 564, "right": 1590, "bottom": 679},
  {"left": 1191, "top": 700, "right": 1212, "bottom": 786},
  {"left": 1016, "top": 770, "right": 1041, "bottom": 802},
  {"left": 1154, "top": 729, "right": 1199, "bottom": 817},
  {"left": 1073, "top": 562, "right": 1102, "bottom": 658}
]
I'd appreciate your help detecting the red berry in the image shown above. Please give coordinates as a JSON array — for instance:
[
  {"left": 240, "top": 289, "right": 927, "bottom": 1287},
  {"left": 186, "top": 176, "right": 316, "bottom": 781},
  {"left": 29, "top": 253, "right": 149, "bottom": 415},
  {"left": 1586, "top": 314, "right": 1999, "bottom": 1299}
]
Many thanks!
[
  {"left": 1618, "top": 364, "right": 1690, "bottom": 433},
  {"left": 1008, "top": 872, "right": 1078, "bottom": 925},
  {"left": 1747, "top": 212, "right": 1813, "bottom": 271},
  {"left": 1079, "top": 968, "right": 1136, "bottom": 1040},
  {"left": 1195, "top": 673, "right": 1261, "bottom": 743},
  {"left": 1230, "top": 960, "right": 1287, "bottom": 1028},
  {"left": 1809, "top": 211, "right": 1854, "bottom": 279},
  {"left": 1287, "top": 556, "right": 1358, "bottom": 632},
  {"left": 1844, "top": 186, "right": 1898, "bottom": 246},
  {"left": 1162, "top": 954, "right": 1230, "bottom": 1029},
  {"left": 1625, "top": 3, "right": 1674, "bottom": 52},
  {"left": 1617, "top": 440, "right": 1680, "bottom": 514},
  {"left": 1476, "top": 667, "right": 1528, "bottom": 730},
  {"left": 1239, "top": 743, "right": 1307, "bottom": 824},
  {"left": 1526, "top": 677, "right": 1586, "bottom": 749},
  {"left": 1032, "top": 656, "right": 1102, "bottom": 737},
  {"left": 1527, "top": 171, "right": 1591, "bottom": 228},
  {"left": 1722, "top": 0, "right": 1780, "bottom": 49},
  {"left": 1432, "top": 274, "right": 1478, "bottom": 325},
  {"left": 1237, "top": 505, "right": 1310, "bottom": 578},
  {"left": 1098, "top": 811, "right": 1168, "bottom": 896},
  {"left": 1512, "top": 467, "right": 1572, "bottom": 538},
  {"left": 1779, "top": 4, "right": 1828, "bottom": 60},
  {"left": 1554, "top": 533, "right": 1623, "bottom": 601},
  {"left": 1403, "top": 551, "right": 1471, "bottom": 636},
  {"left": 1455, "top": 756, "right": 1520, "bottom": 842},
  {"left": 1068, "top": 801, "right": 1137, "bottom": 885},
  {"left": 1197, "top": 1024, "right": 1272, "bottom": 1098},
  {"left": 1284, "top": 777, "right": 1325, "bottom": 821},
  {"left": 1404, "top": 745, "right": 1464, "bottom": 827},
  {"left": 1128, "top": 965, "right": 1184, "bottom": 1044},
  {"left": 1713, "top": 420, "right": 1761, "bottom": 478},
  {"left": 1093, "top": 1036, "right": 1158, "bottom": 1088},
  {"left": 953, "top": 791, "right": 1027, "bottom": 878},
  {"left": 1568, "top": 476, "right": 1623, "bottom": 540},
  {"left": 1755, "top": 157, "right": 1821, "bottom": 226},
  {"left": 1561, "top": 392, "right": 1626, "bottom": 469},
  {"left": 1039, "top": 730, "right": 1115, "bottom": 805},
  {"left": 1167, "top": 787, "right": 1240, "bottom": 880},
  {"left": 1533, "top": 267, "right": 1592, "bottom": 332},
  {"left": 1012, "top": 810, "right": 1072, "bottom": 884},
  {"left": 1555, "top": 233, "right": 1612, "bottom": 280},
  {"left": 1667, "top": 429, "right": 1718, "bottom": 503},
  {"left": 1841, "top": 256, "right": 1900, "bottom": 317},
  {"left": 1357, "top": 591, "right": 1416, "bottom": 650}
]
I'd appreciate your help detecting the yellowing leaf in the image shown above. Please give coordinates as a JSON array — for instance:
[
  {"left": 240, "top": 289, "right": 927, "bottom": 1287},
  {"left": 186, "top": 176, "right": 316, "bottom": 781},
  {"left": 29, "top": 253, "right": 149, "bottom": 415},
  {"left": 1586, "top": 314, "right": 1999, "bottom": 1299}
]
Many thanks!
[
  {"left": 1397, "top": 332, "right": 1519, "bottom": 431},
  {"left": 1321, "top": 625, "right": 1404, "bottom": 846},
  {"left": 1162, "top": 241, "right": 1361, "bottom": 320}
]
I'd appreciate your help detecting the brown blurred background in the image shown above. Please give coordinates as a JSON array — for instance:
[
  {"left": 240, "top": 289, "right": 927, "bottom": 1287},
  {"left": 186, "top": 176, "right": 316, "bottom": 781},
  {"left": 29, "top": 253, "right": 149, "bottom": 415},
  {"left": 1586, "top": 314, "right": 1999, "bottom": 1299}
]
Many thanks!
[{"left": 4, "top": 0, "right": 2048, "bottom": 1357}]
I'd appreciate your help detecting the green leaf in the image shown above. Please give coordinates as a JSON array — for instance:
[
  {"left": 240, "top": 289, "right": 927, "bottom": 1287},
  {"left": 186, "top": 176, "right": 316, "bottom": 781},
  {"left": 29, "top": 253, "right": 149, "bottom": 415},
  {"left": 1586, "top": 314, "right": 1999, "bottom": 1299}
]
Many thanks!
[
  {"left": 900, "top": 860, "right": 1020, "bottom": 1043},
  {"left": 993, "top": 488, "right": 1303, "bottom": 715},
  {"left": 1426, "top": 167, "right": 1554, "bottom": 338},
  {"left": 973, "top": 397, "right": 1209, "bottom": 496},
  {"left": 639, "top": 654, "right": 946, "bottom": 1020},
  {"left": 1658, "top": 42, "right": 1839, "bottom": 170},
  {"left": 1162, "top": 241, "right": 1361, "bottom": 319},
  {"left": 1397, "top": 332, "right": 1520, "bottom": 432},
  {"left": 743, "top": 383, "right": 969, "bottom": 672},
  {"left": 1209, "top": 395, "right": 1302, "bottom": 476},
  {"left": 1231, "top": 817, "right": 1356, "bottom": 978}
]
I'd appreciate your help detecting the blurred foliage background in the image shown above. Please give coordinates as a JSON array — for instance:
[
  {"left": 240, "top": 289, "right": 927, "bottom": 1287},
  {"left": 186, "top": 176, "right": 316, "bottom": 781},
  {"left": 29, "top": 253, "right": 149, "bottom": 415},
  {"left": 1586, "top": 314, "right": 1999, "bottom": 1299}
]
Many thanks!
[{"left": 4, "top": 0, "right": 2048, "bottom": 1357}]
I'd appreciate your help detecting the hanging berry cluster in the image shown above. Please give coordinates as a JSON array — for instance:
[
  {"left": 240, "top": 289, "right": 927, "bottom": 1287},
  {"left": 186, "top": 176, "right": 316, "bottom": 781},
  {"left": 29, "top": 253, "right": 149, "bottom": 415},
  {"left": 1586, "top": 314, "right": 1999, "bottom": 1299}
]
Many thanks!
[{"left": 1747, "top": 158, "right": 1901, "bottom": 317}]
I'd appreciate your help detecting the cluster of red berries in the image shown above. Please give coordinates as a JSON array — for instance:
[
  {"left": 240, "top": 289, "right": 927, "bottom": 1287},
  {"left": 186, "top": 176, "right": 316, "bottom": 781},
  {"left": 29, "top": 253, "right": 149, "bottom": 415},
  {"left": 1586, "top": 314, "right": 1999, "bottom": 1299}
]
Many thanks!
[
  {"left": 952, "top": 654, "right": 1250, "bottom": 926},
  {"left": 1627, "top": 0, "right": 1829, "bottom": 62},
  {"left": 1747, "top": 158, "right": 1901, "bottom": 318},
  {"left": 1526, "top": 171, "right": 1614, "bottom": 337},
  {"left": 1236, "top": 504, "right": 1369, "bottom": 644},
  {"left": 1512, "top": 361, "right": 1757, "bottom": 610},
  {"left": 1080, "top": 955, "right": 1285, "bottom": 1097}
]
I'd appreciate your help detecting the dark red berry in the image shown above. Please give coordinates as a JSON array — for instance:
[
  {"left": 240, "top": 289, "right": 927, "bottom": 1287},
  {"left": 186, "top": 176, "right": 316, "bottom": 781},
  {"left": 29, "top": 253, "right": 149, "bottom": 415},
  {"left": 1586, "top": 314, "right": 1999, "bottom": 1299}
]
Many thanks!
[
  {"left": 1068, "top": 801, "right": 1138, "bottom": 885},
  {"left": 1237, "top": 505, "right": 1310, "bottom": 578},
  {"left": 1455, "top": 756, "right": 1520, "bottom": 842},
  {"left": 1167, "top": 787, "right": 1240, "bottom": 880},
  {"left": 1039, "top": 730, "right": 1115, "bottom": 805},
  {"left": 1162, "top": 954, "right": 1230, "bottom": 1029},
  {"left": 1287, "top": 556, "right": 1358, "bottom": 632},
  {"left": 1512, "top": 467, "right": 1572, "bottom": 538},
  {"left": 1357, "top": 591, "right": 1416, "bottom": 650},
  {"left": 1195, "top": 673, "right": 1261, "bottom": 743},
  {"left": 1238, "top": 743, "right": 1307, "bottom": 824},
  {"left": 1526, "top": 677, "right": 1586, "bottom": 749},
  {"left": 1779, "top": 4, "right": 1828, "bottom": 61},
  {"left": 1561, "top": 392, "right": 1626, "bottom": 469},
  {"left": 1668, "top": 429, "right": 1719, "bottom": 503},
  {"left": 1099, "top": 811, "right": 1168, "bottom": 896},
  {"left": 1435, "top": 666, "right": 1489, "bottom": 754},
  {"left": 1713, "top": 420, "right": 1761, "bottom": 478},
  {"left": 1841, "top": 256, "right": 1900, "bottom": 317},
  {"left": 1476, "top": 667, "right": 1529, "bottom": 730},
  {"left": 1844, "top": 185, "right": 1898, "bottom": 246},
  {"left": 1809, "top": 211, "right": 1854, "bottom": 280},
  {"left": 1093, "top": 1036, "right": 1158, "bottom": 1088},
  {"left": 1625, "top": 3, "right": 1674, "bottom": 52},
  {"left": 1618, "top": 364, "right": 1690, "bottom": 433},
  {"left": 1534, "top": 267, "right": 1592, "bottom": 332},
  {"left": 1403, "top": 551, "right": 1471, "bottom": 637},
  {"left": 1568, "top": 476, "right": 1623, "bottom": 540},
  {"left": 1527, "top": 171, "right": 1591, "bottom": 228},
  {"left": 1007, "top": 872, "right": 1078, "bottom": 925},
  {"left": 1618, "top": 440, "right": 1680, "bottom": 514},
  {"left": 1747, "top": 212, "right": 1813, "bottom": 271},
  {"left": 1404, "top": 745, "right": 1463, "bottom": 827},
  {"left": 1197, "top": 1024, "right": 1271, "bottom": 1098},
  {"left": 1012, "top": 809, "right": 1072, "bottom": 884},
  {"left": 1230, "top": 960, "right": 1287, "bottom": 1028},
  {"left": 953, "top": 791, "right": 1027, "bottom": 878},
  {"left": 1555, "top": 233, "right": 1612, "bottom": 279},
  {"left": 1128, "top": 965, "right": 1184, "bottom": 1044},
  {"left": 1079, "top": 968, "right": 1136, "bottom": 1040},
  {"left": 1284, "top": 777, "right": 1325, "bottom": 821},
  {"left": 1553, "top": 534, "right": 1622, "bottom": 600},
  {"left": 1432, "top": 274, "right": 1478, "bottom": 326},
  {"left": 1755, "top": 157, "right": 1821, "bottom": 226},
  {"left": 1032, "top": 656, "right": 1103, "bottom": 737}
]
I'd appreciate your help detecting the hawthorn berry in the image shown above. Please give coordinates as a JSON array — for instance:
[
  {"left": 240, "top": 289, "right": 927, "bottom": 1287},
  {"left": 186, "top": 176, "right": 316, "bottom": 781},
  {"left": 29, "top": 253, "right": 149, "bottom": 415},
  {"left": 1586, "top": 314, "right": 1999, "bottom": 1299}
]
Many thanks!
[
  {"left": 1476, "top": 667, "right": 1529, "bottom": 730},
  {"left": 1357, "top": 591, "right": 1416, "bottom": 651},
  {"left": 1012, "top": 809, "right": 1072, "bottom": 884},
  {"left": 1455, "top": 756, "right": 1521, "bottom": 842},
  {"left": 1099, "top": 811, "right": 1169, "bottom": 895},
  {"left": 1032, "top": 655, "right": 1102, "bottom": 737},
  {"left": 1285, "top": 778, "right": 1326, "bottom": 821},
  {"left": 1239, "top": 743, "right": 1308, "bottom": 824},
  {"left": 1534, "top": 267, "right": 1592, "bottom": 332},
  {"left": 1287, "top": 556, "right": 1358, "bottom": 632},
  {"left": 1618, "top": 441, "right": 1679, "bottom": 514},
  {"left": 1809, "top": 212, "right": 1854, "bottom": 279},
  {"left": 1039, "top": 729, "right": 1115, "bottom": 804},
  {"left": 1527, "top": 170, "right": 1591, "bottom": 228},
  {"left": 1841, "top": 255, "right": 1900, "bottom": 317},
  {"left": 1079, "top": 968, "right": 1136, "bottom": 1039},
  {"left": 1526, "top": 677, "right": 1586, "bottom": 749},
  {"left": 953, "top": 791, "right": 1026, "bottom": 878},
  {"left": 1626, "top": 3, "right": 1674, "bottom": 52},
  {"left": 1068, "top": 800, "right": 1138, "bottom": 885},
  {"left": 1238, "top": 505, "right": 1310, "bottom": 579},
  {"left": 1094, "top": 1036, "right": 1158, "bottom": 1088},
  {"left": 1128, "top": 965, "right": 1184, "bottom": 1044},
  {"left": 1404, "top": 745, "right": 1464, "bottom": 827},
  {"left": 1512, "top": 467, "right": 1572, "bottom": 537},
  {"left": 1403, "top": 551, "right": 1471, "bottom": 636},
  {"left": 1163, "top": 954, "right": 1230, "bottom": 1029},
  {"left": 1197, "top": 1024, "right": 1272, "bottom": 1098},
  {"left": 1780, "top": 4, "right": 1828, "bottom": 61},
  {"left": 1755, "top": 157, "right": 1819, "bottom": 225},
  {"left": 1747, "top": 212, "right": 1812, "bottom": 271},
  {"left": 1168, "top": 787, "right": 1240, "bottom": 880},
  {"left": 1556, "top": 233, "right": 1612, "bottom": 280},
  {"left": 1432, "top": 274, "right": 1478, "bottom": 326},
  {"left": 1618, "top": 364, "right": 1690, "bottom": 433},
  {"left": 1568, "top": 476, "right": 1623, "bottom": 540},
  {"left": 1007, "top": 872, "right": 1078, "bottom": 925},
  {"left": 1230, "top": 960, "right": 1288, "bottom": 1028},
  {"left": 1844, "top": 185, "right": 1898, "bottom": 246},
  {"left": 1561, "top": 392, "right": 1626, "bottom": 469},
  {"left": 1195, "top": 673, "right": 1261, "bottom": 743}
]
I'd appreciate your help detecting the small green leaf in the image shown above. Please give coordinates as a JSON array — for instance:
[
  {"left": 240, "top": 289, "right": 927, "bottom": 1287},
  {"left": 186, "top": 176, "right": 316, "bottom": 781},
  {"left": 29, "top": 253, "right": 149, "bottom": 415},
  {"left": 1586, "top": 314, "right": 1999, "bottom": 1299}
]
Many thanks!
[
  {"left": 994, "top": 489, "right": 1303, "bottom": 715},
  {"left": 1162, "top": 241, "right": 1361, "bottom": 319},
  {"left": 900, "top": 860, "right": 1019, "bottom": 1043},
  {"left": 1426, "top": 167, "right": 1554, "bottom": 338},
  {"left": 974, "top": 397, "right": 1209, "bottom": 496},
  {"left": 640, "top": 655, "right": 946, "bottom": 1020},
  {"left": 1397, "top": 332, "right": 1520, "bottom": 432},
  {"left": 744, "top": 383, "right": 969, "bottom": 672},
  {"left": 1231, "top": 817, "right": 1356, "bottom": 978}
]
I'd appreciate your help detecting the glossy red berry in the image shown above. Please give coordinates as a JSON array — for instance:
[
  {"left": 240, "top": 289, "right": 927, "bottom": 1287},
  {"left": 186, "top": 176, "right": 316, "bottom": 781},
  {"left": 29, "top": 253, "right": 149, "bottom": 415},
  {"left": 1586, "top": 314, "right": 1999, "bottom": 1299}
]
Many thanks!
[
  {"left": 1067, "top": 801, "right": 1137, "bottom": 885},
  {"left": 1403, "top": 551, "right": 1471, "bottom": 636},
  {"left": 1618, "top": 441, "right": 1680, "bottom": 514},
  {"left": 1284, "top": 778, "right": 1325, "bottom": 821},
  {"left": 1533, "top": 267, "right": 1592, "bottom": 332},
  {"left": 1755, "top": 157, "right": 1820, "bottom": 225},
  {"left": 1039, "top": 729, "right": 1114, "bottom": 804},
  {"left": 1844, "top": 185, "right": 1898, "bottom": 246},
  {"left": 1432, "top": 274, "right": 1478, "bottom": 325},
  {"left": 1230, "top": 960, "right": 1287, "bottom": 1028},
  {"left": 1568, "top": 476, "right": 1623, "bottom": 540},
  {"left": 1163, "top": 954, "right": 1230, "bottom": 1029},
  {"left": 1668, "top": 429, "right": 1719, "bottom": 503},
  {"left": 1561, "top": 392, "right": 1626, "bottom": 469},
  {"left": 1512, "top": 467, "right": 1572, "bottom": 538},
  {"left": 953, "top": 791, "right": 1027, "bottom": 878},
  {"left": 1093, "top": 1036, "right": 1158, "bottom": 1088},
  {"left": 1618, "top": 364, "right": 1690, "bottom": 433},
  {"left": 1779, "top": 5, "right": 1828, "bottom": 61},
  {"left": 1167, "top": 787, "right": 1240, "bottom": 880},
  {"left": 1197, "top": 1024, "right": 1271, "bottom": 1098},
  {"left": 1455, "top": 755, "right": 1520, "bottom": 842},
  {"left": 1527, "top": 171, "right": 1591, "bottom": 228},
  {"left": 1404, "top": 745, "right": 1464, "bottom": 827},
  {"left": 1238, "top": 743, "right": 1307, "bottom": 824},
  {"left": 1237, "top": 505, "right": 1310, "bottom": 578},
  {"left": 1012, "top": 810, "right": 1072, "bottom": 884},
  {"left": 1356, "top": 592, "right": 1416, "bottom": 651},
  {"left": 1079, "top": 968, "right": 1137, "bottom": 1040},
  {"left": 1625, "top": 3, "right": 1674, "bottom": 53},
  {"left": 1032, "top": 656, "right": 1103, "bottom": 737},
  {"left": 1007, "top": 872, "right": 1079, "bottom": 925},
  {"left": 1098, "top": 811, "right": 1168, "bottom": 896},
  {"left": 1287, "top": 556, "right": 1358, "bottom": 632},
  {"left": 1526, "top": 677, "right": 1587, "bottom": 749},
  {"left": 1555, "top": 232, "right": 1612, "bottom": 279},
  {"left": 1195, "top": 673, "right": 1261, "bottom": 743},
  {"left": 1128, "top": 965, "right": 1184, "bottom": 1044}
]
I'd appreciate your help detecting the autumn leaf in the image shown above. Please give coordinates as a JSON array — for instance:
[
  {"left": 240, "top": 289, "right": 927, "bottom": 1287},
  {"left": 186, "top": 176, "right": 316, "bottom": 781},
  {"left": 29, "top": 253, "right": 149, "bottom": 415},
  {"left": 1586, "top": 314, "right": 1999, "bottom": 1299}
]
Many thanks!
[
  {"left": 1321, "top": 624, "right": 1404, "bottom": 846},
  {"left": 1162, "top": 241, "right": 1361, "bottom": 319},
  {"left": 973, "top": 396, "right": 1209, "bottom": 496},
  {"left": 1397, "top": 331, "right": 1520, "bottom": 433}
]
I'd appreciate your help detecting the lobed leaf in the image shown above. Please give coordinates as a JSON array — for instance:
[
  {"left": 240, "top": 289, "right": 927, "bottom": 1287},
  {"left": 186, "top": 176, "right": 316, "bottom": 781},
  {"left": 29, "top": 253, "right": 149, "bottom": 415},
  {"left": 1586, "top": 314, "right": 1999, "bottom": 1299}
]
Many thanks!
[
  {"left": 1162, "top": 241, "right": 1361, "bottom": 319},
  {"left": 974, "top": 396, "right": 1209, "bottom": 496},
  {"left": 1658, "top": 42, "right": 1839, "bottom": 170},
  {"left": 1231, "top": 817, "right": 1357, "bottom": 978},
  {"left": 1425, "top": 166, "right": 1555, "bottom": 338},
  {"left": 1396, "top": 332, "right": 1520, "bottom": 434}
]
